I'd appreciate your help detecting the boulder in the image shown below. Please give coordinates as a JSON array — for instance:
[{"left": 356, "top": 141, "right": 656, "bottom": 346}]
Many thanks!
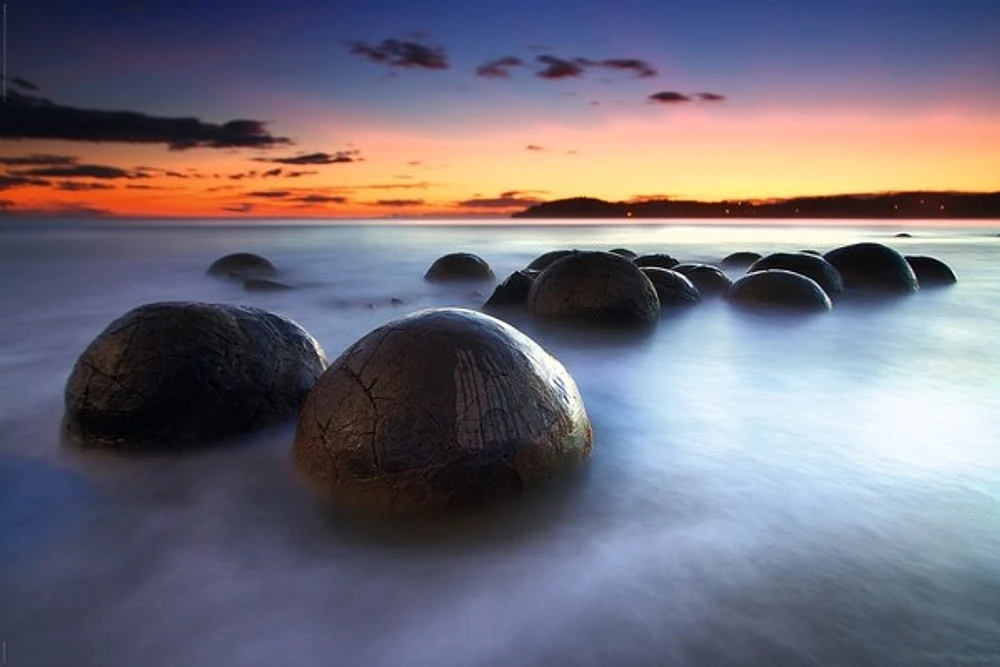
[
  {"left": 293, "top": 308, "right": 593, "bottom": 512},
  {"left": 424, "top": 253, "right": 495, "bottom": 281},
  {"left": 64, "top": 302, "right": 327, "bottom": 450},
  {"left": 905, "top": 255, "right": 957, "bottom": 287},
  {"left": 640, "top": 268, "right": 700, "bottom": 306},
  {"left": 207, "top": 252, "right": 278, "bottom": 280},
  {"left": 672, "top": 263, "right": 733, "bottom": 296},
  {"left": 721, "top": 251, "right": 762, "bottom": 269},
  {"left": 608, "top": 248, "right": 637, "bottom": 259},
  {"left": 727, "top": 269, "right": 833, "bottom": 312},
  {"left": 527, "top": 251, "right": 660, "bottom": 326},
  {"left": 526, "top": 249, "right": 576, "bottom": 272},
  {"left": 823, "top": 242, "right": 918, "bottom": 292},
  {"left": 748, "top": 252, "right": 844, "bottom": 296},
  {"left": 484, "top": 270, "right": 534, "bottom": 308},
  {"left": 633, "top": 253, "right": 680, "bottom": 269}
]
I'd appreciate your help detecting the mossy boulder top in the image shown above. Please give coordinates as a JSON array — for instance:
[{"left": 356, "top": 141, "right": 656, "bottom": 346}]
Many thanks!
[
  {"left": 294, "top": 308, "right": 592, "bottom": 513},
  {"left": 64, "top": 301, "right": 327, "bottom": 450}
]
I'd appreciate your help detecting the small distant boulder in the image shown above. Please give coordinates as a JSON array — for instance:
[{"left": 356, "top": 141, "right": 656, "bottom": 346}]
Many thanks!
[
  {"left": 721, "top": 251, "right": 762, "bottom": 269},
  {"left": 640, "top": 268, "right": 700, "bottom": 306},
  {"left": 894, "top": 232, "right": 913, "bottom": 238},
  {"left": 526, "top": 249, "right": 576, "bottom": 271},
  {"left": 527, "top": 251, "right": 660, "bottom": 327},
  {"left": 633, "top": 253, "right": 680, "bottom": 269},
  {"left": 672, "top": 263, "right": 733, "bottom": 296},
  {"left": 905, "top": 255, "right": 957, "bottom": 287},
  {"left": 823, "top": 242, "right": 918, "bottom": 293},
  {"left": 207, "top": 252, "right": 278, "bottom": 280},
  {"left": 749, "top": 252, "right": 844, "bottom": 296},
  {"left": 727, "top": 270, "right": 833, "bottom": 312},
  {"left": 608, "top": 248, "right": 637, "bottom": 259},
  {"left": 293, "top": 308, "right": 593, "bottom": 512},
  {"left": 424, "top": 252, "right": 495, "bottom": 281},
  {"left": 484, "top": 270, "right": 534, "bottom": 308},
  {"left": 64, "top": 302, "right": 327, "bottom": 450}
]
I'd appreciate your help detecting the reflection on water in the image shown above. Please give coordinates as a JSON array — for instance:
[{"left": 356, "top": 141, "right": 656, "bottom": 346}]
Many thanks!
[{"left": 1, "top": 222, "right": 999, "bottom": 666}]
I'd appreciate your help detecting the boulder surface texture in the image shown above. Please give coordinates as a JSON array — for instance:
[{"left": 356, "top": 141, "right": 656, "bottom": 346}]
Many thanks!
[{"left": 294, "top": 308, "right": 593, "bottom": 512}]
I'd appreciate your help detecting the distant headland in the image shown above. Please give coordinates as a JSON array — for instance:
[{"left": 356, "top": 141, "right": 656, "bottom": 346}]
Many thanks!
[{"left": 512, "top": 192, "right": 1000, "bottom": 219}]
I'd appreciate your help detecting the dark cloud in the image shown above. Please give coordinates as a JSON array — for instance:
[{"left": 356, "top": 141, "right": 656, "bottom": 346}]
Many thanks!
[
  {"left": 262, "top": 167, "right": 282, "bottom": 178},
  {"left": 599, "top": 58, "right": 657, "bottom": 78},
  {"left": 649, "top": 91, "right": 693, "bottom": 104},
  {"left": 255, "top": 151, "right": 360, "bottom": 165},
  {"left": 350, "top": 181, "right": 430, "bottom": 191},
  {"left": 3, "top": 202, "right": 113, "bottom": 218},
  {"left": 222, "top": 203, "right": 255, "bottom": 214},
  {"left": 0, "top": 89, "right": 291, "bottom": 150},
  {"left": 0, "top": 199, "right": 14, "bottom": 209},
  {"left": 293, "top": 195, "right": 347, "bottom": 204},
  {"left": 535, "top": 55, "right": 590, "bottom": 80},
  {"left": 0, "top": 154, "right": 76, "bottom": 166},
  {"left": 286, "top": 170, "right": 317, "bottom": 178},
  {"left": 15, "top": 164, "right": 149, "bottom": 179},
  {"left": 526, "top": 145, "right": 545, "bottom": 151},
  {"left": 696, "top": 92, "right": 726, "bottom": 102},
  {"left": 54, "top": 181, "right": 115, "bottom": 192},
  {"left": 458, "top": 192, "right": 544, "bottom": 209},
  {"left": 247, "top": 190, "right": 290, "bottom": 198},
  {"left": 1, "top": 75, "right": 40, "bottom": 91},
  {"left": 125, "top": 184, "right": 167, "bottom": 190},
  {"left": 476, "top": 57, "right": 524, "bottom": 78},
  {"left": 373, "top": 199, "right": 423, "bottom": 207},
  {"left": 349, "top": 38, "right": 448, "bottom": 70},
  {"left": 0, "top": 175, "right": 49, "bottom": 190}
]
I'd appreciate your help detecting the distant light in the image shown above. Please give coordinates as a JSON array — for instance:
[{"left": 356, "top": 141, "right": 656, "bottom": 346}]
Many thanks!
[
  {"left": 626, "top": 211, "right": 634, "bottom": 218},
  {"left": 725, "top": 209, "right": 730, "bottom": 215},
  {"left": 940, "top": 204, "right": 945, "bottom": 210}
]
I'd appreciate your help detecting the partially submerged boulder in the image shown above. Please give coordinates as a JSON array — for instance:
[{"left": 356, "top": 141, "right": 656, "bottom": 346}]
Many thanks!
[
  {"left": 64, "top": 302, "right": 327, "bottom": 450},
  {"left": 672, "top": 263, "right": 733, "bottom": 296},
  {"left": 608, "top": 248, "right": 637, "bottom": 259},
  {"left": 640, "top": 267, "right": 700, "bottom": 306},
  {"left": 749, "top": 252, "right": 844, "bottom": 296},
  {"left": 527, "top": 251, "right": 660, "bottom": 326},
  {"left": 207, "top": 252, "right": 278, "bottom": 281},
  {"left": 824, "top": 242, "right": 918, "bottom": 293},
  {"left": 905, "top": 255, "right": 957, "bottom": 287},
  {"left": 721, "top": 251, "right": 762, "bottom": 269},
  {"left": 424, "top": 253, "right": 495, "bottom": 281},
  {"left": 293, "top": 308, "right": 593, "bottom": 512},
  {"left": 526, "top": 249, "right": 576, "bottom": 272},
  {"left": 484, "top": 270, "right": 534, "bottom": 308},
  {"left": 727, "top": 269, "right": 833, "bottom": 312},
  {"left": 633, "top": 253, "right": 680, "bottom": 269}
]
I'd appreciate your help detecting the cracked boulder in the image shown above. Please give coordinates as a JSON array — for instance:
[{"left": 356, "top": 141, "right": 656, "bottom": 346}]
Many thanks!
[
  {"left": 293, "top": 308, "right": 592, "bottom": 512},
  {"left": 527, "top": 251, "right": 660, "bottom": 327},
  {"left": 424, "top": 252, "right": 495, "bottom": 281},
  {"left": 64, "top": 302, "right": 328, "bottom": 450}
]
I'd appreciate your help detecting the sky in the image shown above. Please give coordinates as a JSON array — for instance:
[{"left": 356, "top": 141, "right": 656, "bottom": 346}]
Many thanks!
[{"left": 1, "top": 0, "right": 999, "bottom": 219}]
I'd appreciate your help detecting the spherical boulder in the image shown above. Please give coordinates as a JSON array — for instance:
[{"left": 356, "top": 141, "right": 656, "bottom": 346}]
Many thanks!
[
  {"left": 293, "top": 308, "right": 593, "bottom": 512},
  {"left": 672, "top": 263, "right": 733, "bottom": 297},
  {"left": 527, "top": 251, "right": 660, "bottom": 326},
  {"left": 823, "top": 242, "right": 918, "bottom": 292},
  {"left": 64, "top": 302, "right": 327, "bottom": 450},
  {"left": 608, "top": 248, "right": 637, "bottom": 259},
  {"left": 484, "top": 270, "right": 534, "bottom": 308},
  {"left": 640, "top": 267, "right": 700, "bottom": 306},
  {"left": 207, "top": 253, "right": 278, "bottom": 280},
  {"left": 749, "top": 252, "right": 844, "bottom": 296},
  {"left": 526, "top": 249, "right": 576, "bottom": 272},
  {"left": 727, "top": 269, "right": 833, "bottom": 312},
  {"left": 633, "top": 253, "right": 680, "bottom": 269},
  {"left": 721, "top": 251, "right": 762, "bottom": 269},
  {"left": 905, "top": 255, "right": 957, "bottom": 287},
  {"left": 424, "top": 252, "right": 495, "bottom": 281}
]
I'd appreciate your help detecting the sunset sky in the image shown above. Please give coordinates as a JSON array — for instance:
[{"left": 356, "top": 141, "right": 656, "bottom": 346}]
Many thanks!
[{"left": 2, "top": 0, "right": 999, "bottom": 218}]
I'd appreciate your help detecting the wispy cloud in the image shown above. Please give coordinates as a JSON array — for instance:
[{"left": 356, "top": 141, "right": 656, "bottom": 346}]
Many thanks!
[
  {"left": 254, "top": 150, "right": 360, "bottom": 165},
  {"left": 648, "top": 91, "right": 693, "bottom": 104},
  {"left": 349, "top": 38, "right": 448, "bottom": 70},
  {"left": 475, "top": 56, "right": 524, "bottom": 78}
]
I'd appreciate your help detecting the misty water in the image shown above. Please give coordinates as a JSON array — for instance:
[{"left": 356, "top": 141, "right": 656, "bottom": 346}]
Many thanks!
[{"left": 1, "top": 220, "right": 999, "bottom": 667}]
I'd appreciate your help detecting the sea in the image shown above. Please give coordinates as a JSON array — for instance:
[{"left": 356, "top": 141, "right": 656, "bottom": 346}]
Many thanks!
[{"left": 1, "top": 218, "right": 998, "bottom": 667}]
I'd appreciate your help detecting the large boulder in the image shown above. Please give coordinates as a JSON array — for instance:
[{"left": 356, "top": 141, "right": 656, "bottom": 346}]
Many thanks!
[
  {"left": 823, "top": 242, "right": 918, "bottom": 292},
  {"left": 672, "top": 263, "right": 733, "bottom": 296},
  {"left": 633, "top": 253, "right": 680, "bottom": 269},
  {"left": 527, "top": 251, "right": 660, "bottom": 326},
  {"left": 749, "top": 252, "right": 844, "bottom": 296},
  {"left": 905, "top": 255, "right": 957, "bottom": 287},
  {"left": 721, "top": 251, "right": 762, "bottom": 269},
  {"left": 484, "top": 270, "right": 534, "bottom": 308},
  {"left": 207, "top": 253, "right": 278, "bottom": 281},
  {"left": 293, "top": 308, "right": 593, "bottom": 512},
  {"left": 424, "top": 253, "right": 495, "bottom": 281},
  {"left": 608, "top": 248, "right": 637, "bottom": 259},
  {"left": 727, "top": 269, "right": 833, "bottom": 312},
  {"left": 64, "top": 302, "right": 327, "bottom": 450},
  {"left": 640, "top": 267, "right": 700, "bottom": 306},
  {"left": 526, "top": 249, "right": 576, "bottom": 272}
]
